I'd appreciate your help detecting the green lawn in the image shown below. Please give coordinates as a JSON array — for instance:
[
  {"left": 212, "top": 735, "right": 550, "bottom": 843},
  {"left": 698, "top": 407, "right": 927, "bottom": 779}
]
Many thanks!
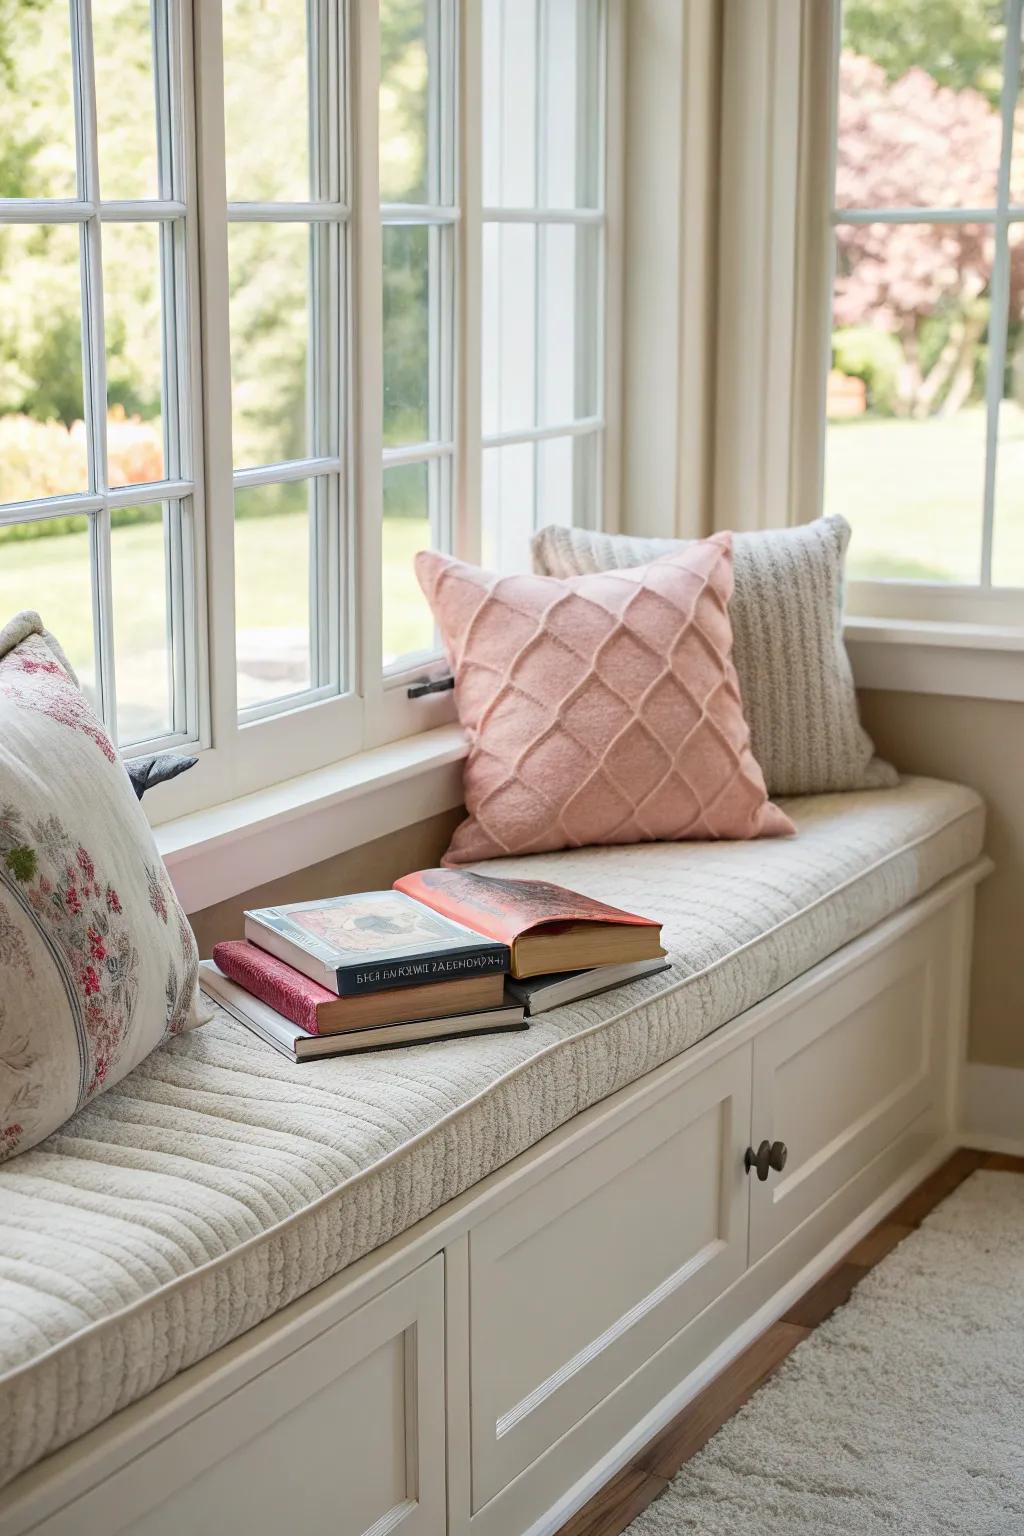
[{"left": 825, "top": 402, "right": 1024, "bottom": 584}]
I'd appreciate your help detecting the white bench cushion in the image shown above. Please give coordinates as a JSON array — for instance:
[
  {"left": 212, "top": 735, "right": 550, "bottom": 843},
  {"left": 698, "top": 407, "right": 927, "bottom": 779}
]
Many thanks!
[{"left": 0, "top": 776, "right": 983, "bottom": 1489}]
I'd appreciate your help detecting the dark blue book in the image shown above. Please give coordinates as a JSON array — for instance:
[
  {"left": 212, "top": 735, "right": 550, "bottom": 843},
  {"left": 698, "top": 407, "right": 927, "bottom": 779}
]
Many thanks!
[{"left": 243, "top": 890, "right": 509, "bottom": 997}]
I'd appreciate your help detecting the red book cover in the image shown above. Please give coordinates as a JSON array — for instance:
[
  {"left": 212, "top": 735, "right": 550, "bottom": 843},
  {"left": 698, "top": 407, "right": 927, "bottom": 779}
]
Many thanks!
[
  {"left": 392, "top": 868, "right": 659, "bottom": 947},
  {"left": 212, "top": 939, "right": 332, "bottom": 1034}
]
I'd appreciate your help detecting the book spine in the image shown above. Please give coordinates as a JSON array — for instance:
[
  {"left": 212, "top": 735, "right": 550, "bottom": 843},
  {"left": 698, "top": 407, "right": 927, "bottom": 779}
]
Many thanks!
[
  {"left": 335, "top": 945, "right": 509, "bottom": 997},
  {"left": 212, "top": 944, "right": 322, "bottom": 1032}
]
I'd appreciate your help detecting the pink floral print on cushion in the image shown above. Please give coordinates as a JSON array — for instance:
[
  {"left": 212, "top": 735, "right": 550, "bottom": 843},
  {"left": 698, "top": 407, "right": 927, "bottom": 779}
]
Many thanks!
[
  {"left": 416, "top": 533, "right": 795, "bottom": 865},
  {"left": 0, "top": 612, "right": 205, "bottom": 1162}
]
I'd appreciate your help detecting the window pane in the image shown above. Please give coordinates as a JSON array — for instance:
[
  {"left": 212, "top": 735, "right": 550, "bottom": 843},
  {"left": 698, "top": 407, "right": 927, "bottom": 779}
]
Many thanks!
[
  {"left": 536, "top": 431, "right": 598, "bottom": 530},
  {"left": 1011, "top": 9, "right": 1024, "bottom": 205},
  {"left": 482, "top": 222, "right": 536, "bottom": 436},
  {"left": 110, "top": 504, "right": 171, "bottom": 743},
  {"left": 234, "top": 479, "right": 313, "bottom": 710},
  {"left": 824, "top": 221, "right": 992, "bottom": 583},
  {"left": 483, "top": 222, "right": 597, "bottom": 436},
  {"left": 539, "top": 223, "right": 599, "bottom": 423},
  {"left": 482, "top": 441, "right": 534, "bottom": 572},
  {"left": 103, "top": 222, "right": 165, "bottom": 485},
  {"left": 380, "top": 0, "right": 430, "bottom": 204},
  {"left": 483, "top": 0, "right": 601, "bottom": 209},
  {"left": 229, "top": 222, "right": 310, "bottom": 469},
  {"left": 382, "top": 460, "right": 435, "bottom": 667},
  {"left": 0, "top": 0, "right": 77, "bottom": 199},
  {"left": 383, "top": 223, "right": 434, "bottom": 447},
  {"left": 836, "top": 14, "right": 1004, "bottom": 211},
  {"left": 541, "top": 0, "right": 600, "bottom": 209},
  {"left": 992, "top": 226, "right": 1024, "bottom": 584},
  {"left": 0, "top": 224, "right": 87, "bottom": 503},
  {"left": 0, "top": 515, "right": 95, "bottom": 694},
  {"left": 93, "top": 0, "right": 160, "bottom": 200},
  {"left": 222, "top": 0, "right": 310, "bottom": 202},
  {"left": 482, "top": 0, "right": 537, "bottom": 208}
]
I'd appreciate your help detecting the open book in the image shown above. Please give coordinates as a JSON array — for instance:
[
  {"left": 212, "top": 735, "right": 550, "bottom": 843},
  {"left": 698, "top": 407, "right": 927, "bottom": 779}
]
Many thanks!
[{"left": 394, "top": 869, "right": 664, "bottom": 979}]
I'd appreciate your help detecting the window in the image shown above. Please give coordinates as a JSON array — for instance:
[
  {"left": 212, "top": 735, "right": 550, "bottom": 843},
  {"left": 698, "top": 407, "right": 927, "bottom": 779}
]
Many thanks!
[
  {"left": 0, "top": 0, "right": 616, "bottom": 816},
  {"left": 222, "top": 0, "right": 347, "bottom": 718},
  {"left": 480, "top": 0, "right": 607, "bottom": 572},
  {"left": 824, "top": 0, "right": 1023, "bottom": 595},
  {"left": 0, "top": 0, "right": 201, "bottom": 749},
  {"left": 379, "top": 0, "right": 457, "bottom": 671}
]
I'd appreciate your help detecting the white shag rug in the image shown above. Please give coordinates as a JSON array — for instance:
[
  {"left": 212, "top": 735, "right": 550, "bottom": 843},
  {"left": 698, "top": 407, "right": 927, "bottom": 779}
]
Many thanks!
[{"left": 628, "top": 1171, "right": 1024, "bottom": 1535}]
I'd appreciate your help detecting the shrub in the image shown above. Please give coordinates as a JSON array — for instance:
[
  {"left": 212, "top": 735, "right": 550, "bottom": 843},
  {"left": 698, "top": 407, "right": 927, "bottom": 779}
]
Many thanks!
[{"left": 832, "top": 327, "right": 904, "bottom": 416}]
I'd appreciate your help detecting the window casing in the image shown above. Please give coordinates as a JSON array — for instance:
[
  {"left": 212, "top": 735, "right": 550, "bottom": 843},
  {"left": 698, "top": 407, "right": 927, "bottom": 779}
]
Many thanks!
[{"left": 0, "top": 0, "right": 620, "bottom": 822}]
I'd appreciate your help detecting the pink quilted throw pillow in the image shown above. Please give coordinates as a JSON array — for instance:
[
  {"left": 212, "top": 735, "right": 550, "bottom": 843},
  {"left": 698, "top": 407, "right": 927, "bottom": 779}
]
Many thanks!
[{"left": 415, "top": 534, "right": 794, "bottom": 865}]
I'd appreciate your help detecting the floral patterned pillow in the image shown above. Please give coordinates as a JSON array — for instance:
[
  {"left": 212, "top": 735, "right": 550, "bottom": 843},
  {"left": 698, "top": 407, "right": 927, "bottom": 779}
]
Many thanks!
[{"left": 0, "top": 611, "right": 206, "bottom": 1163}]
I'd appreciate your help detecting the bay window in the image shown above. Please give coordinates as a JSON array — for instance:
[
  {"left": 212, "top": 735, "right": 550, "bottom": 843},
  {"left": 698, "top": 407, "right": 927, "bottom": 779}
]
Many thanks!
[{"left": 0, "top": 0, "right": 616, "bottom": 821}]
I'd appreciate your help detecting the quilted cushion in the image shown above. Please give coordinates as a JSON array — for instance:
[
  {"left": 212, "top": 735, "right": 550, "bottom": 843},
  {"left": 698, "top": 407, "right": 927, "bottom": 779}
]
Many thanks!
[
  {"left": 415, "top": 535, "right": 794, "bottom": 864},
  {"left": 0, "top": 611, "right": 206, "bottom": 1162},
  {"left": 531, "top": 516, "right": 898, "bottom": 797}
]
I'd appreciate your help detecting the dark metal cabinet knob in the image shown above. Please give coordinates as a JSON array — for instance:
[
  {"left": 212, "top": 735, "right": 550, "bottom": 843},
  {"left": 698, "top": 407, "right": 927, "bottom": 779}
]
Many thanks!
[{"left": 745, "top": 1139, "right": 788, "bottom": 1181}]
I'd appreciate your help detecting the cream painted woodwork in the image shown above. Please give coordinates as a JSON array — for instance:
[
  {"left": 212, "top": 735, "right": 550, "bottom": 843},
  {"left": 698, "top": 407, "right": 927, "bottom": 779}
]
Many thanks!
[
  {"left": 748, "top": 902, "right": 956, "bottom": 1264},
  {"left": 13, "top": 1258, "right": 446, "bottom": 1536},
  {"left": 0, "top": 860, "right": 987, "bottom": 1536},
  {"left": 468, "top": 1051, "right": 751, "bottom": 1508}
]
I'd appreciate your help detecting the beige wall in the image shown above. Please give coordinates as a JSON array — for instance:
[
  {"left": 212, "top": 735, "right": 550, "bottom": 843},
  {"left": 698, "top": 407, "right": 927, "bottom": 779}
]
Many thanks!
[
  {"left": 189, "top": 808, "right": 463, "bottom": 958},
  {"left": 192, "top": 693, "right": 1020, "bottom": 1069},
  {"left": 859, "top": 689, "right": 1024, "bottom": 1071}
]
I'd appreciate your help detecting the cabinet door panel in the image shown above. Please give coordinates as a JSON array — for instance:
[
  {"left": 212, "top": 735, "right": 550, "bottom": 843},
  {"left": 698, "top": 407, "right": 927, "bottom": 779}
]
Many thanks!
[
  {"left": 469, "top": 1048, "right": 751, "bottom": 1509},
  {"left": 749, "top": 910, "right": 950, "bottom": 1264},
  {"left": 42, "top": 1259, "right": 446, "bottom": 1536}
]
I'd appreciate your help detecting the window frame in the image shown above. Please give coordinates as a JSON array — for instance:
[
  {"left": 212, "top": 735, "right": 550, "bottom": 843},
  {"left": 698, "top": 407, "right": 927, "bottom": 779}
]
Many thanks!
[
  {"left": 379, "top": 0, "right": 459, "bottom": 678},
  {"left": 0, "top": 0, "right": 624, "bottom": 825},
  {"left": 478, "top": 0, "right": 617, "bottom": 570},
  {"left": 805, "top": 0, "right": 1024, "bottom": 628},
  {"left": 0, "top": 0, "right": 207, "bottom": 755}
]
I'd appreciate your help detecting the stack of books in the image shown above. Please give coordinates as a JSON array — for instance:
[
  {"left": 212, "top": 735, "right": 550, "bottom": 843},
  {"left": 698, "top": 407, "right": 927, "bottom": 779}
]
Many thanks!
[{"left": 198, "top": 868, "right": 668, "bottom": 1061}]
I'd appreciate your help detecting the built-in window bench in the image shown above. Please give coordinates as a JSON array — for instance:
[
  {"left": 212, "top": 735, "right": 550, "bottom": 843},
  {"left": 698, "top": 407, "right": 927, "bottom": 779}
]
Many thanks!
[{"left": 0, "top": 777, "right": 988, "bottom": 1536}]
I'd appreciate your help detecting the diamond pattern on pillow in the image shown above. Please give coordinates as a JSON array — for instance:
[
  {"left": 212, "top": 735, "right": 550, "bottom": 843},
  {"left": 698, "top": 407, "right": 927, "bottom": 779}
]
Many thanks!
[{"left": 416, "top": 535, "right": 794, "bottom": 864}]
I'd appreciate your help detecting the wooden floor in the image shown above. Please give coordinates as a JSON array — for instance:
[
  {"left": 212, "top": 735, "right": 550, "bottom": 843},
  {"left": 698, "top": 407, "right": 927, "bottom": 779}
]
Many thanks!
[{"left": 556, "top": 1148, "right": 1024, "bottom": 1536}]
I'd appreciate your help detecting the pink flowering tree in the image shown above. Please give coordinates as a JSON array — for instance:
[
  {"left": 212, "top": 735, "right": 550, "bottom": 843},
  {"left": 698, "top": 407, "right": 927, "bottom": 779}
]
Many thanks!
[{"left": 834, "top": 50, "right": 1022, "bottom": 418}]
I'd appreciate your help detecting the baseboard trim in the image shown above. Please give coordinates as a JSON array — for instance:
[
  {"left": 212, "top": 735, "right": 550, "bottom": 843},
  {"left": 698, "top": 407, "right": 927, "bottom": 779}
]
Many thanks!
[
  {"left": 524, "top": 1135, "right": 956, "bottom": 1536},
  {"left": 961, "top": 1062, "right": 1024, "bottom": 1153},
  {"left": 962, "top": 1133, "right": 1024, "bottom": 1157}
]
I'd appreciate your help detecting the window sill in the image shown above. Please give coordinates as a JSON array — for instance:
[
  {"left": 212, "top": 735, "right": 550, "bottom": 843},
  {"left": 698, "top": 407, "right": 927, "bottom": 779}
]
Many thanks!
[
  {"left": 845, "top": 617, "right": 1024, "bottom": 703},
  {"left": 155, "top": 619, "right": 1024, "bottom": 916},
  {"left": 156, "top": 724, "right": 468, "bottom": 915}
]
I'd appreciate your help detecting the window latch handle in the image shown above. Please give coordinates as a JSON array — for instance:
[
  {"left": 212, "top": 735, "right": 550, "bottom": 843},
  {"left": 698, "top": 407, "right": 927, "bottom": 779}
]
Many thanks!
[{"left": 407, "top": 674, "right": 455, "bottom": 699}]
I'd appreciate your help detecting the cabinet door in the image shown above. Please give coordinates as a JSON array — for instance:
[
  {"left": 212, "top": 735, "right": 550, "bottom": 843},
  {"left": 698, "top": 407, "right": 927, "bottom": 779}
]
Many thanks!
[
  {"left": 748, "top": 911, "right": 949, "bottom": 1265},
  {"left": 468, "top": 1047, "right": 751, "bottom": 1510},
  {"left": 43, "top": 1258, "right": 447, "bottom": 1536}
]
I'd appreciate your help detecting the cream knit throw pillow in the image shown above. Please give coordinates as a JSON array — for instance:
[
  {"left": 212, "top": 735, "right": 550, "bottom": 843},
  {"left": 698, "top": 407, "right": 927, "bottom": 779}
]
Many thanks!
[{"left": 531, "top": 516, "right": 896, "bottom": 797}]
